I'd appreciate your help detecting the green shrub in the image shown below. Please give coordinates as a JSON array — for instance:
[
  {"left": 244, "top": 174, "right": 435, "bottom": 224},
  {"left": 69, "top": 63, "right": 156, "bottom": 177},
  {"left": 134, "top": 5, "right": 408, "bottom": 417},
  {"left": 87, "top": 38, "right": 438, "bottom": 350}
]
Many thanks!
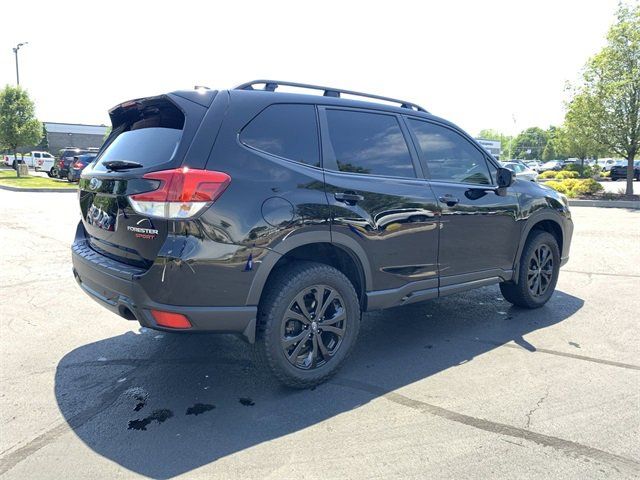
[
  {"left": 545, "top": 178, "right": 604, "bottom": 198},
  {"left": 545, "top": 180, "right": 567, "bottom": 194},
  {"left": 539, "top": 170, "right": 558, "bottom": 179},
  {"left": 563, "top": 163, "right": 601, "bottom": 178},
  {"left": 564, "top": 163, "right": 582, "bottom": 172},
  {"left": 556, "top": 170, "right": 580, "bottom": 179},
  {"left": 571, "top": 178, "right": 604, "bottom": 196}
]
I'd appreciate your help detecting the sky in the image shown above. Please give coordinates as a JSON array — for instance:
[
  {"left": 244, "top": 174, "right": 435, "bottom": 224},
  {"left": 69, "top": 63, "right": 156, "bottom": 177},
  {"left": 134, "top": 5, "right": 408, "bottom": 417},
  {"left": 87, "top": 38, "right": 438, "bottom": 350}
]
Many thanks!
[{"left": 0, "top": 0, "right": 621, "bottom": 136}]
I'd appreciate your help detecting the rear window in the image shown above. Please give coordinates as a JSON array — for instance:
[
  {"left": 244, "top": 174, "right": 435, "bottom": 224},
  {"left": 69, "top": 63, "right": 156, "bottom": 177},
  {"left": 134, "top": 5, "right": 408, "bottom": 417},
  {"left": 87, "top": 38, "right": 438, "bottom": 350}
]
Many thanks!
[
  {"left": 94, "top": 128, "right": 181, "bottom": 172},
  {"left": 94, "top": 101, "right": 184, "bottom": 172},
  {"left": 60, "top": 149, "right": 87, "bottom": 158}
]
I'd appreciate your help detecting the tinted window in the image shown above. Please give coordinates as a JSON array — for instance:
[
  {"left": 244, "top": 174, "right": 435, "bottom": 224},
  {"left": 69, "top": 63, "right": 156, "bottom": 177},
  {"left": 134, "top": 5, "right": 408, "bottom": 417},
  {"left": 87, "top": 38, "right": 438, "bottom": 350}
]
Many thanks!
[
  {"left": 324, "top": 109, "right": 415, "bottom": 177},
  {"left": 94, "top": 128, "right": 181, "bottom": 172},
  {"left": 241, "top": 104, "right": 319, "bottom": 167},
  {"left": 409, "top": 120, "right": 492, "bottom": 185}
]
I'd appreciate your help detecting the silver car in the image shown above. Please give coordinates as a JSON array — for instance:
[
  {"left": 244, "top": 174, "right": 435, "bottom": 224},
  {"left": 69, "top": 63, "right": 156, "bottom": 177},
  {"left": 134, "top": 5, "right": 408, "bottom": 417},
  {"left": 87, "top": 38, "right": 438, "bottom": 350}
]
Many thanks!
[{"left": 502, "top": 162, "right": 539, "bottom": 182}]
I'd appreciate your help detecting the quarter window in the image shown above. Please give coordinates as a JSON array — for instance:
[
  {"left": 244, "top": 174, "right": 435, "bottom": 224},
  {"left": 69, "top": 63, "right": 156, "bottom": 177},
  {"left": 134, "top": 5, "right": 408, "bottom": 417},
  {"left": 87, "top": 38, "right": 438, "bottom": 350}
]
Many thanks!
[
  {"left": 323, "top": 109, "right": 415, "bottom": 178},
  {"left": 241, "top": 104, "right": 319, "bottom": 167},
  {"left": 408, "top": 119, "right": 493, "bottom": 185}
]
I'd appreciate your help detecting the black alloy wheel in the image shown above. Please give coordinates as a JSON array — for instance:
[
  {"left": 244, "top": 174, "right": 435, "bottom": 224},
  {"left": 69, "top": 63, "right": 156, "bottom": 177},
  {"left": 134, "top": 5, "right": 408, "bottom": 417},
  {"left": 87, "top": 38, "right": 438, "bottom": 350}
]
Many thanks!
[
  {"left": 281, "top": 284, "right": 346, "bottom": 370},
  {"left": 527, "top": 244, "right": 553, "bottom": 297}
]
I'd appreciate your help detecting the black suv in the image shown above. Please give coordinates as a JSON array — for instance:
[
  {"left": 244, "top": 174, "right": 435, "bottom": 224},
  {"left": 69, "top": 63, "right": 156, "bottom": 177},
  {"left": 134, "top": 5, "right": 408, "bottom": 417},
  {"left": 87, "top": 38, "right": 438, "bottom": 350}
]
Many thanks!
[
  {"left": 610, "top": 160, "right": 640, "bottom": 181},
  {"left": 72, "top": 80, "right": 573, "bottom": 388}
]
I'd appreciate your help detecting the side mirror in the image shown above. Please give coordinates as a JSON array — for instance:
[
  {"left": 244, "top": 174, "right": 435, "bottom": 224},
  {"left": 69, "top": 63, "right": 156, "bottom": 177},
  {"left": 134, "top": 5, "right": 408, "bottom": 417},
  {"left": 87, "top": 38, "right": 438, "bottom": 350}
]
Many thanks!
[{"left": 496, "top": 167, "right": 514, "bottom": 188}]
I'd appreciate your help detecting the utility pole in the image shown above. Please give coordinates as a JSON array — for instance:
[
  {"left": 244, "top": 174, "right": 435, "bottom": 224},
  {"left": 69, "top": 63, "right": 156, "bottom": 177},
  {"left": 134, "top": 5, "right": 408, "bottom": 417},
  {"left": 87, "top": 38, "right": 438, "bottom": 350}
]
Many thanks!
[{"left": 13, "top": 42, "right": 28, "bottom": 86}]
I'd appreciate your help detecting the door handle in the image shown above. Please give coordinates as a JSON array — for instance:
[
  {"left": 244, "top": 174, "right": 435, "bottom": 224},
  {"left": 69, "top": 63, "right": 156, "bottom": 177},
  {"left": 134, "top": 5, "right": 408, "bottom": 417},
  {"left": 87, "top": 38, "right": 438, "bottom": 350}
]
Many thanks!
[
  {"left": 334, "top": 192, "right": 364, "bottom": 204},
  {"left": 438, "top": 195, "right": 459, "bottom": 207}
]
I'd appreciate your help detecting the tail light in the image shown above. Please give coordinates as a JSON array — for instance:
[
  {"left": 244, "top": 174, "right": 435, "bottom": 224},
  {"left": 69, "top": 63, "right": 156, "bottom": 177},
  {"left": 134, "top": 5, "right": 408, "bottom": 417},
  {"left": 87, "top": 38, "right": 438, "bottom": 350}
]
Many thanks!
[
  {"left": 72, "top": 161, "right": 83, "bottom": 169},
  {"left": 128, "top": 167, "right": 230, "bottom": 219},
  {"left": 59, "top": 160, "right": 65, "bottom": 168}
]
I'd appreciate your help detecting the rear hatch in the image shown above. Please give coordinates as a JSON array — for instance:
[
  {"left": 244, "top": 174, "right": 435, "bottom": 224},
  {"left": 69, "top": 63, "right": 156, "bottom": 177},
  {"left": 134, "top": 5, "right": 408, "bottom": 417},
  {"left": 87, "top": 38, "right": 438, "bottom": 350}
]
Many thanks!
[{"left": 78, "top": 93, "right": 212, "bottom": 268}]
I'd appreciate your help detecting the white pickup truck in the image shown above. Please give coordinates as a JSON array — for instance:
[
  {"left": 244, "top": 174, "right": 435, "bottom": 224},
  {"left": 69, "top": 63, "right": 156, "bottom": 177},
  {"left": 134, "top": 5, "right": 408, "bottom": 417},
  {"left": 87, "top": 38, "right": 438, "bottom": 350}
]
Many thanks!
[{"left": 3, "top": 151, "right": 56, "bottom": 176}]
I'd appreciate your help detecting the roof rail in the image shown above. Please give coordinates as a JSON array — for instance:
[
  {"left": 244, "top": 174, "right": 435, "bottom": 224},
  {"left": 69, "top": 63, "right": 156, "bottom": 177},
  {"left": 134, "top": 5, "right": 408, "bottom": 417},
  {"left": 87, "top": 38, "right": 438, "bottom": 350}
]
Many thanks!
[{"left": 234, "top": 80, "right": 428, "bottom": 113}]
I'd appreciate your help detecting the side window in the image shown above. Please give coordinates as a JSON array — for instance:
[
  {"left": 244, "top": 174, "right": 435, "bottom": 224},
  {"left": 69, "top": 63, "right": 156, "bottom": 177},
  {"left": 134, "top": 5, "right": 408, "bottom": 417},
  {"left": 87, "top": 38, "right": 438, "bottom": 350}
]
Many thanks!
[
  {"left": 408, "top": 119, "right": 493, "bottom": 185},
  {"left": 34, "top": 153, "right": 41, "bottom": 158},
  {"left": 323, "top": 109, "right": 415, "bottom": 178},
  {"left": 240, "top": 104, "right": 319, "bottom": 167}
]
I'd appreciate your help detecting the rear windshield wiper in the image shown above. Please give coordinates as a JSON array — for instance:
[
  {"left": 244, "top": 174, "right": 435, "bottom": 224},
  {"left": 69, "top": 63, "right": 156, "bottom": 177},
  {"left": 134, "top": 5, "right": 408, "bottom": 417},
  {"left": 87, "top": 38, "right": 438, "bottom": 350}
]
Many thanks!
[{"left": 103, "top": 160, "right": 143, "bottom": 171}]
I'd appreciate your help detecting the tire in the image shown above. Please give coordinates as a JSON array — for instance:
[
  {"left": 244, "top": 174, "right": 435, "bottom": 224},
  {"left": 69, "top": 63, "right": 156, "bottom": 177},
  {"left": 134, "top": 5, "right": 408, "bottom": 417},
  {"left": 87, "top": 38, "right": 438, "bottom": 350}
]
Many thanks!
[
  {"left": 500, "top": 230, "right": 560, "bottom": 309},
  {"left": 50, "top": 167, "right": 59, "bottom": 178},
  {"left": 67, "top": 171, "right": 74, "bottom": 182},
  {"left": 252, "top": 261, "right": 361, "bottom": 388},
  {"left": 46, "top": 171, "right": 54, "bottom": 178}
]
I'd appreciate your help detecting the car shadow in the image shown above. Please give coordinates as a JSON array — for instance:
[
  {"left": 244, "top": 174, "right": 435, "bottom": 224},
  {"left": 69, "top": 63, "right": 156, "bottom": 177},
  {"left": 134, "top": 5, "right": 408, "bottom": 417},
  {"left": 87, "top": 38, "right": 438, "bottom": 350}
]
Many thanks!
[{"left": 54, "top": 286, "right": 583, "bottom": 478}]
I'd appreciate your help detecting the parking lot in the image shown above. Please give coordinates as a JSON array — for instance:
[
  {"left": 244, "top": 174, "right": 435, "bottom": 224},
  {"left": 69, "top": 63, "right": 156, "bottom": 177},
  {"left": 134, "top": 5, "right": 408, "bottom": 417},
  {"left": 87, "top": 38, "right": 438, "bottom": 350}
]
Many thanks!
[{"left": 0, "top": 189, "right": 638, "bottom": 479}]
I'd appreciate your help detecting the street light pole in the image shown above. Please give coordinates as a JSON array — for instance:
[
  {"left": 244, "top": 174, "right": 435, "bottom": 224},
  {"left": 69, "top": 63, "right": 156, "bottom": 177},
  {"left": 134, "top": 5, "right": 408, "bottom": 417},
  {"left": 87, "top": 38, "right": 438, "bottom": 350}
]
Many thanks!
[{"left": 12, "top": 42, "right": 28, "bottom": 86}]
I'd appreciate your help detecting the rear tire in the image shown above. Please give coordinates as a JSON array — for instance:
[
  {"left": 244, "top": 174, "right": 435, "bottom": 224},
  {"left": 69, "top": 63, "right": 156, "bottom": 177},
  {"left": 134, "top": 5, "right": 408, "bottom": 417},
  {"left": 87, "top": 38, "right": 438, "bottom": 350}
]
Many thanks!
[
  {"left": 500, "top": 230, "right": 560, "bottom": 309},
  {"left": 252, "top": 261, "right": 361, "bottom": 389},
  {"left": 50, "top": 167, "right": 59, "bottom": 178},
  {"left": 46, "top": 171, "right": 54, "bottom": 178}
]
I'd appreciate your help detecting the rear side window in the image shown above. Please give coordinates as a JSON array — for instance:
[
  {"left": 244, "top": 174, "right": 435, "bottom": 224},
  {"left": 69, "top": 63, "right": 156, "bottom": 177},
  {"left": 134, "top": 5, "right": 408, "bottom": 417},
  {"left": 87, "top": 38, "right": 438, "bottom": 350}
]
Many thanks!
[
  {"left": 408, "top": 119, "right": 493, "bottom": 185},
  {"left": 323, "top": 109, "right": 415, "bottom": 178},
  {"left": 240, "top": 104, "right": 319, "bottom": 167},
  {"left": 94, "top": 102, "right": 184, "bottom": 172}
]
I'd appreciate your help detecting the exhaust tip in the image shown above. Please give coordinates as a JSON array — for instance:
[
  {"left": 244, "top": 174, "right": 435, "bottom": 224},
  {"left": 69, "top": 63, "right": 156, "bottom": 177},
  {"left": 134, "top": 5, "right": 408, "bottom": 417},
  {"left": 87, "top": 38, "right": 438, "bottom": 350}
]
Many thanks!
[{"left": 118, "top": 305, "right": 137, "bottom": 321}]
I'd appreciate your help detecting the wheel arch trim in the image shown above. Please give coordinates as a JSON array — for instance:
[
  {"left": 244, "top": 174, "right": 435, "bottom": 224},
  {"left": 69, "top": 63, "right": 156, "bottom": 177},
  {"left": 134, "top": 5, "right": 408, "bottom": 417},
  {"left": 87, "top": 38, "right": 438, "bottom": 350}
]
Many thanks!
[{"left": 245, "top": 231, "right": 373, "bottom": 306}]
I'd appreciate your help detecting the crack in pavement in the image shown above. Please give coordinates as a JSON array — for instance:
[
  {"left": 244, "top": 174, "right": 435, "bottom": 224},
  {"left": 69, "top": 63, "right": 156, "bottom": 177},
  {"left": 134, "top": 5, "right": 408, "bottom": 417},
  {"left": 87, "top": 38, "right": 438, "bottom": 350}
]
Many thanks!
[
  {"left": 524, "top": 389, "right": 549, "bottom": 429},
  {"left": 331, "top": 377, "right": 640, "bottom": 475}
]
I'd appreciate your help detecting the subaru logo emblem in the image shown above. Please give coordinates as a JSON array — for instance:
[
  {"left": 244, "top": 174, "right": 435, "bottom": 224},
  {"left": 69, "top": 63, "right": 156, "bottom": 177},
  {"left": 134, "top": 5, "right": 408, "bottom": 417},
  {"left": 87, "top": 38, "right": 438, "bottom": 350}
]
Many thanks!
[{"left": 89, "top": 178, "right": 101, "bottom": 190}]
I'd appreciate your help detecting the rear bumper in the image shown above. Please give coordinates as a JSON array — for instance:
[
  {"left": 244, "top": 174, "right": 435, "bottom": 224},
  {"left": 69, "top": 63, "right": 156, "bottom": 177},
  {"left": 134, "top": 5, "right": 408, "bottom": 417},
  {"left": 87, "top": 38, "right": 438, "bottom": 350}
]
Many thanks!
[{"left": 71, "top": 233, "right": 257, "bottom": 342}]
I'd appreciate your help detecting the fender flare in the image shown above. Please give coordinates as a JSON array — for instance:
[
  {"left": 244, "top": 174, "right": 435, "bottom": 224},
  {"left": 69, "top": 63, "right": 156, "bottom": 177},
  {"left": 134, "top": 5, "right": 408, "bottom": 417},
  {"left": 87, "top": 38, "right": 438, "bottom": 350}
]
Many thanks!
[
  {"left": 512, "top": 210, "right": 565, "bottom": 280},
  {"left": 245, "top": 230, "right": 373, "bottom": 306}
]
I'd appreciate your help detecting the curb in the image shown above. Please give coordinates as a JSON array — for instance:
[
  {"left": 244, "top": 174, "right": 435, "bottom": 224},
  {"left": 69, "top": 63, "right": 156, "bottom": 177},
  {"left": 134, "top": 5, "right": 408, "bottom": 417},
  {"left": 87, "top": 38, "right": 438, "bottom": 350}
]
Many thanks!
[
  {"left": 0, "top": 184, "right": 77, "bottom": 193},
  {"left": 568, "top": 199, "right": 640, "bottom": 209}
]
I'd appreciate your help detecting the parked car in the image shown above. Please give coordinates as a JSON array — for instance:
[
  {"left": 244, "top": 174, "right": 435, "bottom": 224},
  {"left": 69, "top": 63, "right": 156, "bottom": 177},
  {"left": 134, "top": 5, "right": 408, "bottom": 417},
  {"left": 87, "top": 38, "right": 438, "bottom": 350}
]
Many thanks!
[
  {"left": 597, "top": 158, "right": 625, "bottom": 172},
  {"left": 610, "top": 160, "right": 640, "bottom": 181},
  {"left": 32, "top": 151, "right": 56, "bottom": 176},
  {"left": 524, "top": 160, "right": 543, "bottom": 172},
  {"left": 539, "top": 160, "right": 564, "bottom": 172},
  {"left": 67, "top": 153, "right": 98, "bottom": 182},
  {"left": 72, "top": 80, "right": 573, "bottom": 388},
  {"left": 501, "top": 161, "right": 539, "bottom": 182},
  {"left": 53, "top": 148, "right": 95, "bottom": 178}
]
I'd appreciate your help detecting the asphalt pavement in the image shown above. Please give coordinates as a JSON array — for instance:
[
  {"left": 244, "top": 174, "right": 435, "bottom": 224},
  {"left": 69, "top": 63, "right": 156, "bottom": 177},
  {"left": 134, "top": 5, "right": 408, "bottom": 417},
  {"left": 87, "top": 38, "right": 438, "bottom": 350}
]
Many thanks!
[{"left": 0, "top": 190, "right": 638, "bottom": 479}]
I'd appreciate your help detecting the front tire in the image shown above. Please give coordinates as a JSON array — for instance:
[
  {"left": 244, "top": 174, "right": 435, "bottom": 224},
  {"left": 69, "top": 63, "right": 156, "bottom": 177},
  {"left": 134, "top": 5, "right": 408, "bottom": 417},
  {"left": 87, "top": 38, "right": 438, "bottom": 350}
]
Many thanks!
[
  {"left": 253, "top": 262, "right": 361, "bottom": 388},
  {"left": 500, "top": 230, "right": 560, "bottom": 309}
]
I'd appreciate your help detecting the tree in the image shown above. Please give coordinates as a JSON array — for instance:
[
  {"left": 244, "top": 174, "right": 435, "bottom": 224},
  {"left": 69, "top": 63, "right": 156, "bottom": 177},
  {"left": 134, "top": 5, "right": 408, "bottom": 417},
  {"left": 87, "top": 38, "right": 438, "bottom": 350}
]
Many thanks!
[
  {"left": 560, "top": 95, "right": 606, "bottom": 163},
  {"left": 511, "top": 127, "right": 549, "bottom": 160},
  {"left": 567, "top": 3, "right": 640, "bottom": 196},
  {"left": 0, "top": 86, "right": 42, "bottom": 177},
  {"left": 35, "top": 123, "right": 48, "bottom": 151}
]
